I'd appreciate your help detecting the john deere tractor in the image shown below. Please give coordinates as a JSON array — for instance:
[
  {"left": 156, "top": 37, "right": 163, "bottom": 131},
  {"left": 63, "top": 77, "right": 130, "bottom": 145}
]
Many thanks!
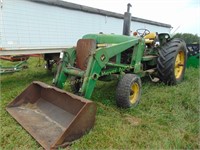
[
  {"left": 53, "top": 30, "right": 187, "bottom": 108},
  {"left": 6, "top": 4, "right": 187, "bottom": 149},
  {"left": 6, "top": 32, "right": 187, "bottom": 149}
]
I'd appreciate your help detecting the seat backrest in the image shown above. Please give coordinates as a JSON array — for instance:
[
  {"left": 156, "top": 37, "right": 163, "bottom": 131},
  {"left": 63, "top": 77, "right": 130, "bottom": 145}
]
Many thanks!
[
  {"left": 144, "top": 32, "right": 157, "bottom": 39},
  {"left": 76, "top": 39, "right": 96, "bottom": 70},
  {"left": 144, "top": 32, "right": 157, "bottom": 44}
]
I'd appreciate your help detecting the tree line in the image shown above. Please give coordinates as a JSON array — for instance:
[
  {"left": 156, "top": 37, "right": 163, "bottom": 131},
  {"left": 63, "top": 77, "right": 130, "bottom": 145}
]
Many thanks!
[{"left": 173, "top": 33, "right": 200, "bottom": 44}]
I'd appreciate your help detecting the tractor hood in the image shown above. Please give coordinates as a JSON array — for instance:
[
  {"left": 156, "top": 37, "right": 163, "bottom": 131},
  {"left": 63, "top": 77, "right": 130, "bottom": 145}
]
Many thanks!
[{"left": 82, "top": 34, "right": 140, "bottom": 44}]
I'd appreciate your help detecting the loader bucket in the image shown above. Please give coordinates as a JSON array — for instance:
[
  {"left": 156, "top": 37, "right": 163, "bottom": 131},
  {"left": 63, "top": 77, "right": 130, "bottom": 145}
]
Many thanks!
[{"left": 6, "top": 81, "right": 96, "bottom": 150}]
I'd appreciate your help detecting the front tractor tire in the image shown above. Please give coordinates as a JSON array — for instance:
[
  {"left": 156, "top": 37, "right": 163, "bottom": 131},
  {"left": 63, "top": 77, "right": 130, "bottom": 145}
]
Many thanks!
[
  {"left": 116, "top": 74, "right": 142, "bottom": 108},
  {"left": 157, "top": 38, "right": 187, "bottom": 85}
]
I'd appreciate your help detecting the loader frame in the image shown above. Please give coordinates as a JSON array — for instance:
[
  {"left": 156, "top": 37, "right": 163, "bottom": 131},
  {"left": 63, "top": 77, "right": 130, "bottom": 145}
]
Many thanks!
[{"left": 54, "top": 34, "right": 157, "bottom": 99}]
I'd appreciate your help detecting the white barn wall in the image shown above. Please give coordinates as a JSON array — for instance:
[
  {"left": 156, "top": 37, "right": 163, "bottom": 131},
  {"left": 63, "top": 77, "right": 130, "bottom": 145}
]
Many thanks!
[{"left": 0, "top": 0, "right": 171, "bottom": 51}]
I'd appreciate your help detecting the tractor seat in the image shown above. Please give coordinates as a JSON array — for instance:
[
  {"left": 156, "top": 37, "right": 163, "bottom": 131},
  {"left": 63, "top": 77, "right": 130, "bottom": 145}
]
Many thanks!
[{"left": 144, "top": 32, "right": 157, "bottom": 44}]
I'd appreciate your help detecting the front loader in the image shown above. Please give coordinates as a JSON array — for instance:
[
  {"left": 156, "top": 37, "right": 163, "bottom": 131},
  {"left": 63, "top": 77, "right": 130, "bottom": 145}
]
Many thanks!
[
  {"left": 6, "top": 4, "right": 187, "bottom": 150},
  {"left": 53, "top": 32, "right": 187, "bottom": 108}
]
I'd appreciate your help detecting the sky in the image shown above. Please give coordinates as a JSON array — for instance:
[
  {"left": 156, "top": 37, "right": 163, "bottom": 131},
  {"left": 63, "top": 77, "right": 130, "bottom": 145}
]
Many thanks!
[{"left": 64, "top": 0, "right": 200, "bottom": 35}]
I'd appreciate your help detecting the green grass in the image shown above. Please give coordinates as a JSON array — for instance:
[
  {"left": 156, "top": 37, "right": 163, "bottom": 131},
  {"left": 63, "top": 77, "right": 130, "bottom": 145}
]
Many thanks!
[{"left": 0, "top": 58, "right": 199, "bottom": 149}]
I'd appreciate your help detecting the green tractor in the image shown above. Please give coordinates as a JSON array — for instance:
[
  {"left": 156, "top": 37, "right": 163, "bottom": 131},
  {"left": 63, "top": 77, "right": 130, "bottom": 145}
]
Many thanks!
[
  {"left": 53, "top": 31, "right": 187, "bottom": 108},
  {"left": 6, "top": 4, "right": 187, "bottom": 149}
]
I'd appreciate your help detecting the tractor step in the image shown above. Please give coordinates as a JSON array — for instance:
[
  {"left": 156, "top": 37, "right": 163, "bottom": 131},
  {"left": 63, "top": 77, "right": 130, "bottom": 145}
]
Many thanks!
[
  {"left": 145, "top": 69, "right": 156, "bottom": 74},
  {"left": 145, "top": 69, "right": 160, "bottom": 82},
  {"left": 149, "top": 74, "right": 160, "bottom": 82},
  {"left": 151, "top": 77, "right": 160, "bottom": 82}
]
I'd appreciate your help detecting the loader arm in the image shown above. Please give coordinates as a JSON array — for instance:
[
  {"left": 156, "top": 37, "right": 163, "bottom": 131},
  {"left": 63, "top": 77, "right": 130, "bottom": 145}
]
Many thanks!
[{"left": 54, "top": 34, "right": 145, "bottom": 99}]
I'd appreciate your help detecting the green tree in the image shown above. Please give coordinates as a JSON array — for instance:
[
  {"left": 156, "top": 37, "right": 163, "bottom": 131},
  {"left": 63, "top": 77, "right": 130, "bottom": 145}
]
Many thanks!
[{"left": 173, "top": 33, "right": 200, "bottom": 44}]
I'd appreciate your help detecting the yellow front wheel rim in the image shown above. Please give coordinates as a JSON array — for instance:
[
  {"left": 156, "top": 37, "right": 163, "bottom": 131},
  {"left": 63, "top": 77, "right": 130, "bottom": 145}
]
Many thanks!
[
  {"left": 129, "top": 83, "right": 139, "bottom": 104},
  {"left": 174, "top": 50, "right": 185, "bottom": 79}
]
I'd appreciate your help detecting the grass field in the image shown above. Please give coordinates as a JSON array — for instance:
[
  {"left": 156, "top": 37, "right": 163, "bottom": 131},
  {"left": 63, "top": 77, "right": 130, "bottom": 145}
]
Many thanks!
[{"left": 0, "top": 58, "right": 199, "bottom": 149}]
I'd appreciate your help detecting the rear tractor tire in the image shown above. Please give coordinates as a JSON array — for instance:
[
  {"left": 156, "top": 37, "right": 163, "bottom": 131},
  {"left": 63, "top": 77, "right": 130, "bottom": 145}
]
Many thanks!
[
  {"left": 157, "top": 38, "right": 187, "bottom": 85},
  {"left": 116, "top": 74, "right": 142, "bottom": 108}
]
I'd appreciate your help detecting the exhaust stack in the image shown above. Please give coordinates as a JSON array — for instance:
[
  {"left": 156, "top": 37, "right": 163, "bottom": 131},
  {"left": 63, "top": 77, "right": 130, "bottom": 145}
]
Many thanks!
[{"left": 123, "top": 3, "right": 132, "bottom": 36}]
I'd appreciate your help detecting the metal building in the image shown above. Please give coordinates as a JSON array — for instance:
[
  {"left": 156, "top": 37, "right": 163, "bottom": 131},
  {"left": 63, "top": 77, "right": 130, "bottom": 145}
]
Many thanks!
[{"left": 0, "top": 0, "right": 172, "bottom": 55}]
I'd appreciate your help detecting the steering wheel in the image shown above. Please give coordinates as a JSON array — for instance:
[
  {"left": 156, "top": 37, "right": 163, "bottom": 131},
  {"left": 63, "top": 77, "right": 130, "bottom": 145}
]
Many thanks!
[{"left": 136, "top": 29, "right": 150, "bottom": 37}]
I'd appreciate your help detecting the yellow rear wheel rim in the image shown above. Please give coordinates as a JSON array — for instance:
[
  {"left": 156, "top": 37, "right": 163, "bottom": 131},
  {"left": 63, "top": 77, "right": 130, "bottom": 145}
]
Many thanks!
[
  {"left": 174, "top": 50, "right": 185, "bottom": 79},
  {"left": 129, "top": 83, "right": 139, "bottom": 104}
]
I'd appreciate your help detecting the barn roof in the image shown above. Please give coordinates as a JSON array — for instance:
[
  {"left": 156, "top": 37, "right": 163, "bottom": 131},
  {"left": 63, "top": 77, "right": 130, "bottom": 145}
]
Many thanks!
[{"left": 28, "top": 0, "right": 172, "bottom": 28}]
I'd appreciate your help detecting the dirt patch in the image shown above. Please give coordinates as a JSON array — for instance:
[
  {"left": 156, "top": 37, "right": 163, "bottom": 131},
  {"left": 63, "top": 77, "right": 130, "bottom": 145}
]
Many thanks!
[{"left": 123, "top": 114, "right": 142, "bottom": 126}]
